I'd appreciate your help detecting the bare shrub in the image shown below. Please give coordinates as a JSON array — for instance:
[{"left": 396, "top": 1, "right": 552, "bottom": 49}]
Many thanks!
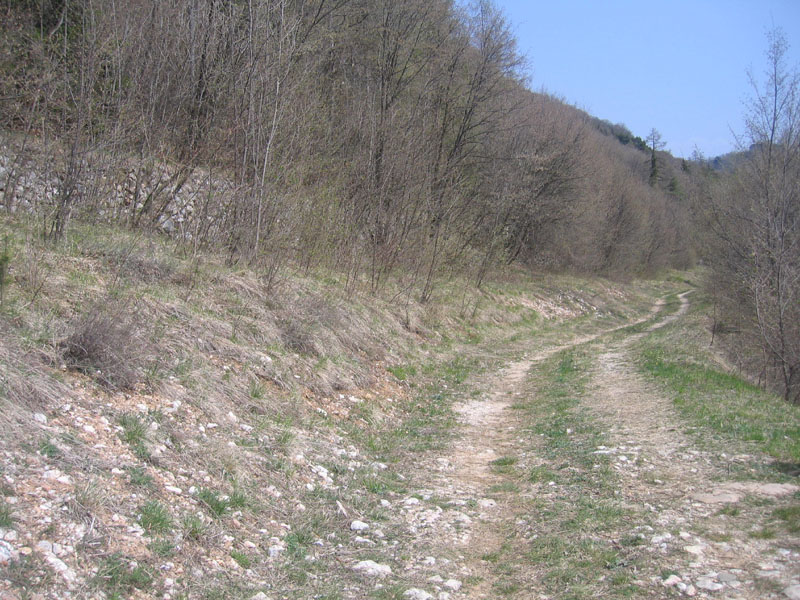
[{"left": 62, "top": 300, "right": 149, "bottom": 390}]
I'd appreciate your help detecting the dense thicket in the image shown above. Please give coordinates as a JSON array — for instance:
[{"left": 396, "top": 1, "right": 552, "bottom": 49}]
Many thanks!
[{"left": 0, "top": 0, "right": 694, "bottom": 298}]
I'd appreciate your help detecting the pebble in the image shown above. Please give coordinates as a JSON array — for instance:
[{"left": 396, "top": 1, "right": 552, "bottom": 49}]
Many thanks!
[
  {"left": 353, "top": 536, "right": 374, "bottom": 546},
  {"left": 784, "top": 585, "right": 800, "bottom": 600},
  {"left": 34, "top": 413, "right": 47, "bottom": 424},
  {"left": 353, "top": 560, "right": 392, "bottom": 578},
  {"left": 696, "top": 577, "right": 723, "bottom": 591},
  {"left": 250, "top": 593, "right": 273, "bottom": 600},
  {"left": 662, "top": 575, "right": 682, "bottom": 586},
  {"left": 350, "top": 520, "right": 369, "bottom": 532},
  {"left": 0, "top": 540, "right": 18, "bottom": 565},
  {"left": 443, "top": 579, "right": 462, "bottom": 591},
  {"left": 717, "top": 571, "right": 738, "bottom": 583},
  {"left": 403, "top": 589, "right": 433, "bottom": 600}
]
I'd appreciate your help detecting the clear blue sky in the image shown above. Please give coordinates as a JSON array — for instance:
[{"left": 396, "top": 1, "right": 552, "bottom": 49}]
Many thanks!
[{"left": 494, "top": 0, "right": 800, "bottom": 158}]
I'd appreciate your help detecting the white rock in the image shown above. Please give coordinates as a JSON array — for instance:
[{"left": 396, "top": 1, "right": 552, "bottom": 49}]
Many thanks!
[
  {"left": 34, "top": 413, "right": 47, "bottom": 424},
  {"left": 783, "top": 585, "right": 800, "bottom": 600},
  {"left": 422, "top": 556, "right": 436, "bottom": 566},
  {"left": 353, "top": 536, "right": 375, "bottom": 546},
  {"left": 403, "top": 589, "right": 433, "bottom": 600},
  {"left": 438, "top": 594, "right": 451, "bottom": 600},
  {"left": 696, "top": 577, "right": 723, "bottom": 591},
  {"left": 443, "top": 579, "right": 462, "bottom": 591},
  {"left": 685, "top": 584, "right": 697, "bottom": 597},
  {"left": 250, "top": 593, "right": 273, "bottom": 600},
  {"left": 684, "top": 545, "right": 704, "bottom": 555},
  {"left": 427, "top": 575, "right": 444, "bottom": 583},
  {"left": 0, "top": 540, "right": 18, "bottom": 565},
  {"left": 165, "top": 486, "right": 182, "bottom": 495},
  {"left": 350, "top": 520, "right": 369, "bottom": 531},
  {"left": 662, "top": 574, "right": 682, "bottom": 586},
  {"left": 380, "top": 499, "right": 391, "bottom": 508},
  {"left": 403, "top": 497, "right": 420, "bottom": 506},
  {"left": 353, "top": 560, "right": 392, "bottom": 577}
]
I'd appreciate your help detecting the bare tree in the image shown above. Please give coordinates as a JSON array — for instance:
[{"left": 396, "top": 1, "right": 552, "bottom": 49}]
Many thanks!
[{"left": 708, "top": 29, "right": 800, "bottom": 402}]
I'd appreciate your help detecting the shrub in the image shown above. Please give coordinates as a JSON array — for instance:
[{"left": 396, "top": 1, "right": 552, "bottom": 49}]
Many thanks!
[{"left": 61, "top": 300, "right": 149, "bottom": 390}]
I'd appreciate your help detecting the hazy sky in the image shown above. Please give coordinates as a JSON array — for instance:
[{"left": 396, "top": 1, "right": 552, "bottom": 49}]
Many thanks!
[{"left": 494, "top": 0, "right": 800, "bottom": 158}]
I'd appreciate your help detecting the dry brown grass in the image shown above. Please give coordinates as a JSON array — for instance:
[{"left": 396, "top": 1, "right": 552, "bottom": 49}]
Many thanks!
[{"left": 61, "top": 298, "right": 152, "bottom": 390}]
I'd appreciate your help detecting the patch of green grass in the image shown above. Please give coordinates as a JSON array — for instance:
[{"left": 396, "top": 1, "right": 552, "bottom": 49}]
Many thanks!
[
  {"left": 504, "top": 348, "right": 641, "bottom": 600},
  {"left": 748, "top": 527, "right": 776, "bottom": 539},
  {"left": 249, "top": 380, "right": 266, "bottom": 399},
  {"left": 529, "top": 465, "right": 559, "bottom": 483},
  {"left": 716, "top": 505, "right": 740, "bottom": 517},
  {"left": 490, "top": 456, "right": 518, "bottom": 474},
  {"left": 639, "top": 344, "right": 800, "bottom": 462},
  {"left": 181, "top": 513, "right": 206, "bottom": 540},
  {"left": 94, "top": 553, "right": 153, "bottom": 597},
  {"left": 285, "top": 527, "right": 314, "bottom": 560},
  {"left": 118, "top": 412, "right": 147, "bottom": 445},
  {"left": 230, "top": 550, "right": 252, "bottom": 569},
  {"left": 488, "top": 481, "right": 520, "bottom": 494},
  {"left": 0, "top": 503, "right": 14, "bottom": 528},
  {"left": 772, "top": 504, "right": 800, "bottom": 533},
  {"left": 138, "top": 500, "right": 172, "bottom": 534},
  {"left": 38, "top": 439, "right": 61, "bottom": 458},
  {"left": 197, "top": 488, "right": 229, "bottom": 518},
  {"left": 229, "top": 488, "right": 249, "bottom": 510},
  {"left": 148, "top": 538, "right": 176, "bottom": 558},
  {"left": 386, "top": 364, "right": 417, "bottom": 381},
  {"left": 127, "top": 466, "right": 153, "bottom": 487}
]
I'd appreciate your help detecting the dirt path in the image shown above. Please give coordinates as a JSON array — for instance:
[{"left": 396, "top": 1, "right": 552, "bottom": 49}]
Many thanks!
[
  {"left": 588, "top": 291, "right": 799, "bottom": 599},
  {"left": 398, "top": 292, "right": 799, "bottom": 600}
]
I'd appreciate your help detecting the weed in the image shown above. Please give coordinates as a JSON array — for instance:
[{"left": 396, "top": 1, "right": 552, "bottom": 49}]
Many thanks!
[
  {"left": 138, "top": 501, "right": 173, "bottom": 534},
  {"left": 0, "top": 503, "right": 14, "bottom": 528},
  {"left": 386, "top": 364, "right": 417, "bottom": 381},
  {"left": 716, "top": 505, "right": 740, "bottom": 517},
  {"left": 119, "top": 413, "right": 147, "bottom": 445},
  {"left": 148, "top": 538, "right": 176, "bottom": 558},
  {"left": 182, "top": 513, "right": 207, "bottom": 540},
  {"left": 529, "top": 465, "right": 559, "bottom": 483},
  {"left": 490, "top": 456, "right": 518, "bottom": 474},
  {"left": 94, "top": 553, "right": 153, "bottom": 596},
  {"left": 772, "top": 505, "right": 800, "bottom": 533},
  {"left": 197, "top": 488, "right": 229, "bottom": 518},
  {"left": 229, "top": 488, "right": 249, "bottom": 510},
  {"left": 128, "top": 466, "right": 153, "bottom": 487},
  {"left": 37, "top": 439, "right": 61, "bottom": 458},
  {"left": 249, "top": 380, "right": 266, "bottom": 399},
  {"left": 749, "top": 527, "right": 776, "bottom": 539},
  {"left": 285, "top": 527, "right": 314, "bottom": 559},
  {"left": 230, "top": 550, "right": 251, "bottom": 569}
]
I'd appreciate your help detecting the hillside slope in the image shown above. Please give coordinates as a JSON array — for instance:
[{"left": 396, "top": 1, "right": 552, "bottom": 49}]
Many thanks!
[{"left": 0, "top": 217, "right": 675, "bottom": 599}]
